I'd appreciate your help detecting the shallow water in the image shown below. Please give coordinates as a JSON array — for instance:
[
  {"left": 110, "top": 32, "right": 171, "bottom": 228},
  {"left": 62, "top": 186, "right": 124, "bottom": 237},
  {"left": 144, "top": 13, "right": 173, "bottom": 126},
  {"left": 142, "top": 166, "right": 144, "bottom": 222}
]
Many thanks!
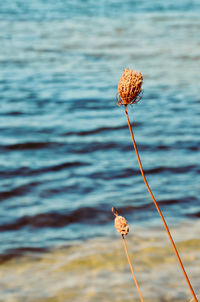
[
  {"left": 0, "top": 221, "right": 200, "bottom": 301},
  {"left": 0, "top": 0, "right": 200, "bottom": 301}
]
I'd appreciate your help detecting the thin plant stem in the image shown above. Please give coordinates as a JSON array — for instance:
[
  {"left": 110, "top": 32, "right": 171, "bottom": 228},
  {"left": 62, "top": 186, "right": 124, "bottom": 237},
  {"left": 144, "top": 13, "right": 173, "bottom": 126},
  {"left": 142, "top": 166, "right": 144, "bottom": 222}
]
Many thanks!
[
  {"left": 124, "top": 105, "right": 198, "bottom": 302},
  {"left": 122, "top": 234, "right": 144, "bottom": 302}
]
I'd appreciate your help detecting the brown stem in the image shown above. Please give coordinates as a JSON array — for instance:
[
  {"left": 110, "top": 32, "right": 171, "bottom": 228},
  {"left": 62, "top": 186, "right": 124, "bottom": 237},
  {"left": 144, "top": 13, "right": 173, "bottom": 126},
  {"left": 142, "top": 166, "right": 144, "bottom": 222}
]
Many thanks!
[
  {"left": 124, "top": 105, "right": 198, "bottom": 302},
  {"left": 122, "top": 235, "right": 144, "bottom": 302}
]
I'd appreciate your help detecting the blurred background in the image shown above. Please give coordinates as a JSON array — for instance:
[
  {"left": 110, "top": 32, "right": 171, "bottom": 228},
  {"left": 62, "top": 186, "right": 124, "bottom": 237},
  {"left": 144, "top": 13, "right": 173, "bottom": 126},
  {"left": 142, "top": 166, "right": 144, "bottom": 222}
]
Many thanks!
[{"left": 0, "top": 0, "right": 200, "bottom": 301}]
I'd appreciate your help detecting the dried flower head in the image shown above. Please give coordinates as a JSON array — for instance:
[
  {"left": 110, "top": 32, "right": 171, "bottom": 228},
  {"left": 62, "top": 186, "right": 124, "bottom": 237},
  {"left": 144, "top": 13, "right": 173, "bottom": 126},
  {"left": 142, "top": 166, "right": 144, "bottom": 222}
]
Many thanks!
[
  {"left": 112, "top": 207, "right": 129, "bottom": 236},
  {"left": 114, "top": 215, "right": 129, "bottom": 236},
  {"left": 118, "top": 68, "right": 143, "bottom": 105}
]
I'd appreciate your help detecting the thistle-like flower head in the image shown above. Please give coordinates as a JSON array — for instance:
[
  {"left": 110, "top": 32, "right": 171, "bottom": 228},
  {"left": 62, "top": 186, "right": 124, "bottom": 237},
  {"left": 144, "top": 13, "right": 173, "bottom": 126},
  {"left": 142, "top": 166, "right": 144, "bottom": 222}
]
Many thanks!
[{"left": 118, "top": 68, "right": 143, "bottom": 105}]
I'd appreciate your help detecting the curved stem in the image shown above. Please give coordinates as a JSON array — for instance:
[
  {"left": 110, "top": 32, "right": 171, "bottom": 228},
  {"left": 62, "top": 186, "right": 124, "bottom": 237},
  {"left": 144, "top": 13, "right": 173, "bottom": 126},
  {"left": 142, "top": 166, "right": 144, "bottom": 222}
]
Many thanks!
[
  {"left": 122, "top": 235, "right": 144, "bottom": 302},
  {"left": 124, "top": 105, "right": 198, "bottom": 302}
]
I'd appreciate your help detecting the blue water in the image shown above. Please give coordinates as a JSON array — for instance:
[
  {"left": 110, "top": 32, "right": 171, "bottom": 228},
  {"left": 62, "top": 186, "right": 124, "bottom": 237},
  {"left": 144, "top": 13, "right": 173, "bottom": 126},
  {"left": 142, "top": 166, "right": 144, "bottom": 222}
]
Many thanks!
[{"left": 0, "top": 0, "right": 200, "bottom": 256}]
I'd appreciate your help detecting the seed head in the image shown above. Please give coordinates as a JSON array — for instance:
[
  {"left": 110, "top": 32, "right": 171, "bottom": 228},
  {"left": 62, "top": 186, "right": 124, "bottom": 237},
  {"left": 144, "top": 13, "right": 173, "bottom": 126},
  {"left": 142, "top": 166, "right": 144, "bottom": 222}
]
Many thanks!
[
  {"left": 114, "top": 215, "right": 129, "bottom": 236},
  {"left": 118, "top": 68, "right": 143, "bottom": 105},
  {"left": 112, "top": 207, "right": 129, "bottom": 236}
]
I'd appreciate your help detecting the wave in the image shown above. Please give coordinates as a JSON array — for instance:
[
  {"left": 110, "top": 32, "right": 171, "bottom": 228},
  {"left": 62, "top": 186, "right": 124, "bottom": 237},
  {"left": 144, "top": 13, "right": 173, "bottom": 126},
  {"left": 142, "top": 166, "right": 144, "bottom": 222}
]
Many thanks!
[
  {"left": 187, "top": 211, "right": 200, "bottom": 218},
  {"left": 64, "top": 123, "right": 141, "bottom": 137},
  {"left": 0, "top": 181, "right": 39, "bottom": 201},
  {"left": 1, "top": 141, "right": 63, "bottom": 151},
  {"left": 0, "top": 193, "right": 194, "bottom": 232},
  {"left": 0, "top": 160, "right": 89, "bottom": 181},
  {"left": 0, "top": 247, "right": 48, "bottom": 264},
  {"left": 0, "top": 207, "right": 111, "bottom": 232},
  {"left": 144, "top": 164, "right": 197, "bottom": 175}
]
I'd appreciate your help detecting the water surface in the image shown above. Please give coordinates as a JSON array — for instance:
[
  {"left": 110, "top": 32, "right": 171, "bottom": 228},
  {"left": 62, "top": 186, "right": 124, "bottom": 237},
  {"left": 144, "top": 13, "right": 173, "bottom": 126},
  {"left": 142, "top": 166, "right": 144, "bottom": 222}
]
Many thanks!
[{"left": 0, "top": 0, "right": 200, "bottom": 301}]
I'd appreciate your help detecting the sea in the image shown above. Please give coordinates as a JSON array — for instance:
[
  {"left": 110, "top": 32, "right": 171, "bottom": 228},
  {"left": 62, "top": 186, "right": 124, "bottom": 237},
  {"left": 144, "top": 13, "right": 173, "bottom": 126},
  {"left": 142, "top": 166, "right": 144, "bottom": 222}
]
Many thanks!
[{"left": 0, "top": 0, "right": 200, "bottom": 301}]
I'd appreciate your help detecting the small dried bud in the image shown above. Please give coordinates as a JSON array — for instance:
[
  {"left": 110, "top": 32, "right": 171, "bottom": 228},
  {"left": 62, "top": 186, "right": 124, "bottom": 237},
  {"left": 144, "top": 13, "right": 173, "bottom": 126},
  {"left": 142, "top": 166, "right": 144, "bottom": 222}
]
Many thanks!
[
  {"left": 118, "top": 68, "right": 143, "bottom": 105},
  {"left": 114, "top": 215, "right": 129, "bottom": 236}
]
